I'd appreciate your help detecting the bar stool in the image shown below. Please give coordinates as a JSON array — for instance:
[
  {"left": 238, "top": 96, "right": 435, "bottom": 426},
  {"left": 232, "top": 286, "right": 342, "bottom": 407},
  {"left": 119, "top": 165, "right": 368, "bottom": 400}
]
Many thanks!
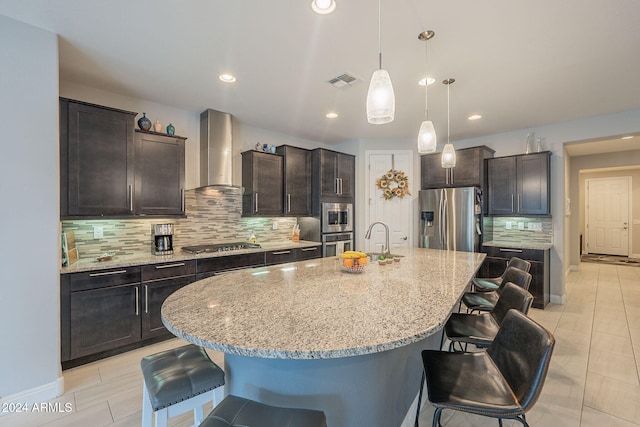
[
  {"left": 141, "top": 344, "right": 225, "bottom": 427},
  {"left": 199, "top": 395, "right": 327, "bottom": 427},
  {"left": 473, "top": 257, "right": 531, "bottom": 292}
]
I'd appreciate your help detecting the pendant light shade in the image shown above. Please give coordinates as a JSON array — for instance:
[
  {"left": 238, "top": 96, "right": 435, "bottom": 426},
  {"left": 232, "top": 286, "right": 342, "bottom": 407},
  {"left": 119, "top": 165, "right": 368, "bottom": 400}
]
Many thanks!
[
  {"left": 441, "top": 78, "right": 457, "bottom": 168},
  {"left": 366, "top": 0, "right": 395, "bottom": 124},
  {"left": 417, "top": 30, "right": 436, "bottom": 153},
  {"left": 417, "top": 120, "right": 437, "bottom": 153},
  {"left": 367, "top": 69, "right": 395, "bottom": 124}
]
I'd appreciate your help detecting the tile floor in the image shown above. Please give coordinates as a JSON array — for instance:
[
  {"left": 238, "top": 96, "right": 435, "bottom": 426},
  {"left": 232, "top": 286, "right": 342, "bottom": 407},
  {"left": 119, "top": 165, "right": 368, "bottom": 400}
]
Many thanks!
[{"left": 1, "top": 262, "right": 639, "bottom": 427}]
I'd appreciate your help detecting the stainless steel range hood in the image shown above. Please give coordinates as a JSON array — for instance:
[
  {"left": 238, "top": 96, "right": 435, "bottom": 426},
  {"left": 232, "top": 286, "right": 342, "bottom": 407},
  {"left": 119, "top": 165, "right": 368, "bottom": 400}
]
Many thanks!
[{"left": 199, "top": 109, "right": 241, "bottom": 188}]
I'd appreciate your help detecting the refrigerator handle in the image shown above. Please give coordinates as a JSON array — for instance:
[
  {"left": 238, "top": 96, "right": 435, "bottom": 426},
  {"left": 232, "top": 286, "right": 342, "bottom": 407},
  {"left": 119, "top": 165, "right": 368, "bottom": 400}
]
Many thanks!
[{"left": 441, "top": 189, "right": 447, "bottom": 248}]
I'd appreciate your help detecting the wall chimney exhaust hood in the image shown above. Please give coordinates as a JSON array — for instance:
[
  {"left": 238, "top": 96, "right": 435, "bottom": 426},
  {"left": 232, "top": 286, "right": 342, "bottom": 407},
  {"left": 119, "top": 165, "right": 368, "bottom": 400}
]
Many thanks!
[{"left": 199, "top": 109, "right": 241, "bottom": 189}]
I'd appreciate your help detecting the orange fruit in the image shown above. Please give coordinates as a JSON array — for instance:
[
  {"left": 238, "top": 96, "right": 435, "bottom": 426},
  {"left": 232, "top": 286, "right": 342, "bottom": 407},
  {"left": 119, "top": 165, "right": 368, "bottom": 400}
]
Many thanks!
[
  {"left": 343, "top": 258, "right": 355, "bottom": 268},
  {"left": 358, "top": 257, "right": 368, "bottom": 266}
]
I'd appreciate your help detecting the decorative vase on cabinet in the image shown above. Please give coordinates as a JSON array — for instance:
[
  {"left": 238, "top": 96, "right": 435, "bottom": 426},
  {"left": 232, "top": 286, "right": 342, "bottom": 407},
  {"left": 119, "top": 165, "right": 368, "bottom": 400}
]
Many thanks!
[
  {"left": 166, "top": 123, "right": 175, "bottom": 135},
  {"left": 153, "top": 120, "right": 163, "bottom": 133},
  {"left": 137, "top": 113, "right": 151, "bottom": 131}
]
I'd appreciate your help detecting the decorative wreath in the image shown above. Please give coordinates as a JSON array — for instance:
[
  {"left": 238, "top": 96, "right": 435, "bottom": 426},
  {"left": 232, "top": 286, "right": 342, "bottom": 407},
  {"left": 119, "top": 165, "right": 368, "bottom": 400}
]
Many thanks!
[{"left": 376, "top": 169, "right": 410, "bottom": 200}]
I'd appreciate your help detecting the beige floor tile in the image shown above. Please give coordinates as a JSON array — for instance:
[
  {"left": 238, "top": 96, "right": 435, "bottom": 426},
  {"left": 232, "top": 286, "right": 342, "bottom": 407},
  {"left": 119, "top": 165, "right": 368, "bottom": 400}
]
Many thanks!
[
  {"left": 41, "top": 401, "right": 113, "bottom": 427},
  {"left": 593, "top": 316, "right": 631, "bottom": 338},
  {"left": 529, "top": 306, "right": 563, "bottom": 332},
  {"left": 580, "top": 406, "right": 640, "bottom": 427},
  {"left": 591, "top": 331, "right": 635, "bottom": 357},
  {"left": 584, "top": 372, "right": 640, "bottom": 424},
  {"left": 0, "top": 393, "right": 76, "bottom": 427},
  {"left": 588, "top": 348, "right": 639, "bottom": 386},
  {"left": 61, "top": 365, "right": 102, "bottom": 394},
  {"left": 74, "top": 371, "right": 140, "bottom": 412},
  {"left": 557, "top": 312, "right": 594, "bottom": 335}
]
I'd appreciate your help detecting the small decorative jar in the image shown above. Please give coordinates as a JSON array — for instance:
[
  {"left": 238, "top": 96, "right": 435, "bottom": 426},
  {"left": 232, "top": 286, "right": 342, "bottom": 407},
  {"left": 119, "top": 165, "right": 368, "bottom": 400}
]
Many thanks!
[
  {"left": 137, "top": 113, "right": 151, "bottom": 131},
  {"left": 166, "top": 123, "right": 175, "bottom": 135},
  {"left": 153, "top": 120, "right": 163, "bottom": 133}
]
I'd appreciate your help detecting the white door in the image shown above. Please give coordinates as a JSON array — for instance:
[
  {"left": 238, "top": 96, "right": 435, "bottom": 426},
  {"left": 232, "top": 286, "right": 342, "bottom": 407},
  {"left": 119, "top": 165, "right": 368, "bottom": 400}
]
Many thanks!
[
  {"left": 586, "top": 177, "right": 630, "bottom": 256},
  {"left": 366, "top": 150, "right": 413, "bottom": 253}
]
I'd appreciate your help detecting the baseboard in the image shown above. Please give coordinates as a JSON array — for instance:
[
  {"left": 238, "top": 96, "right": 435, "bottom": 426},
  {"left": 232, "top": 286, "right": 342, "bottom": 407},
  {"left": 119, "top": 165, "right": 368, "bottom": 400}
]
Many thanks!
[
  {"left": 630, "top": 254, "right": 640, "bottom": 259},
  {"left": 550, "top": 294, "right": 566, "bottom": 305},
  {"left": 0, "top": 377, "right": 63, "bottom": 416}
]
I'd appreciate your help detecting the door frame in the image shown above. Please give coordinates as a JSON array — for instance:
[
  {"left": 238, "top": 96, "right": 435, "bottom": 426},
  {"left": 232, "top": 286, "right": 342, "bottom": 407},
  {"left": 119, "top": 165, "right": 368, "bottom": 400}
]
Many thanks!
[
  {"left": 584, "top": 176, "right": 632, "bottom": 256},
  {"left": 365, "top": 150, "right": 414, "bottom": 250}
]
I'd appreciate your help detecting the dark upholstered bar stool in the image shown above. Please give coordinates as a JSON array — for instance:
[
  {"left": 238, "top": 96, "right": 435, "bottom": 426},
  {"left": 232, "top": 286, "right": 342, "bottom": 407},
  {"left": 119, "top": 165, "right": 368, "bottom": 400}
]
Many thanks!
[
  {"left": 141, "top": 344, "right": 225, "bottom": 427},
  {"left": 461, "top": 267, "right": 532, "bottom": 313},
  {"left": 199, "top": 395, "right": 327, "bottom": 427},
  {"left": 446, "top": 282, "right": 533, "bottom": 352},
  {"left": 415, "top": 310, "right": 555, "bottom": 427},
  {"left": 472, "top": 257, "right": 531, "bottom": 292}
]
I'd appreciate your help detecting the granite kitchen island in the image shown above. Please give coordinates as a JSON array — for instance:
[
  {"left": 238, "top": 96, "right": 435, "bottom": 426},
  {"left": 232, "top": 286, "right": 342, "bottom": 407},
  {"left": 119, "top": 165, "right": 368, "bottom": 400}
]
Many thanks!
[{"left": 162, "top": 247, "right": 485, "bottom": 427}]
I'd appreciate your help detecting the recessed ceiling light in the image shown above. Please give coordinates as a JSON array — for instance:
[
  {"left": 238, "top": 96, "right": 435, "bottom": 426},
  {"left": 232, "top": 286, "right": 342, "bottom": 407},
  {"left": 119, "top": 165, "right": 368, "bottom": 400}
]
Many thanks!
[
  {"left": 621, "top": 135, "right": 634, "bottom": 139},
  {"left": 418, "top": 77, "right": 436, "bottom": 86},
  {"left": 468, "top": 114, "right": 482, "bottom": 120},
  {"left": 219, "top": 74, "right": 237, "bottom": 83},
  {"left": 311, "top": 0, "right": 336, "bottom": 14},
  {"left": 326, "top": 112, "right": 338, "bottom": 119}
]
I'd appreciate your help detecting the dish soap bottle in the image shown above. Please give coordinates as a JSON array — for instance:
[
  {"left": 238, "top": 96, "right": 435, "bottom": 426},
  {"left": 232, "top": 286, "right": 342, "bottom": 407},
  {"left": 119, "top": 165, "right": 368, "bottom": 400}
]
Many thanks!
[{"left": 249, "top": 230, "right": 257, "bottom": 244}]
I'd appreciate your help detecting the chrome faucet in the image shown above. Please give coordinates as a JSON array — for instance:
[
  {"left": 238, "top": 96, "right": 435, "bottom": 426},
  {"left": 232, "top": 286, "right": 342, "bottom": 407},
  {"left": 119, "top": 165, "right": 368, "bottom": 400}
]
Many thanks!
[{"left": 364, "top": 221, "right": 390, "bottom": 257}]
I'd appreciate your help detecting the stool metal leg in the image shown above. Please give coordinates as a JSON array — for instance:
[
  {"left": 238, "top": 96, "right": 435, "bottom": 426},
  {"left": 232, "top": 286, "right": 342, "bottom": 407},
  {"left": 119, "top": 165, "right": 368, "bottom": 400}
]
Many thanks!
[{"left": 432, "top": 407, "right": 443, "bottom": 427}]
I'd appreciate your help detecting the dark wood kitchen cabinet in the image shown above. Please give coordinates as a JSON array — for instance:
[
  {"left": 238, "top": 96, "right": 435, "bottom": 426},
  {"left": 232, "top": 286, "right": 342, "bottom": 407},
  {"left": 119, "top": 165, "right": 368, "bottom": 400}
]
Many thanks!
[
  {"left": 196, "top": 252, "right": 266, "bottom": 280},
  {"left": 313, "top": 149, "right": 355, "bottom": 201},
  {"left": 134, "top": 130, "right": 186, "bottom": 216},
  {"left": 276, "top": 145, "right": 312, "bottom": 216},
  {"left": 421, "top": 145, "right": 494, "bottom": 189},
  {"left": 487, "top": 152, "right": 550, "bottom": 215},
  {"left": 60, "top": 98, "right": 136, "bottom": 217},
  {"left": 479, "top": 245, "right": 550, "bottom": 309},
  {"left": 241, "top": 150, "right": 284, "bottom": 216}
]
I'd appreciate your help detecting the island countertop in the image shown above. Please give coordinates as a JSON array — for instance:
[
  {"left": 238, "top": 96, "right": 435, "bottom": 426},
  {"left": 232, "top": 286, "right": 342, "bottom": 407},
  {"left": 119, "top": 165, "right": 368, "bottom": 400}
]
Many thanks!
[{"left": 162, "top": 247, "right": 485, "bottom": 359}]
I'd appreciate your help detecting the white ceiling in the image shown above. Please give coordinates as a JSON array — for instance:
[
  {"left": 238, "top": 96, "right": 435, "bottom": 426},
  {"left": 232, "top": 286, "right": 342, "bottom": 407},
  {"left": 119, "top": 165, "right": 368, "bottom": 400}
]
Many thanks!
[{"left": 2, "top": 0, "right": 640, "bottom": 145}]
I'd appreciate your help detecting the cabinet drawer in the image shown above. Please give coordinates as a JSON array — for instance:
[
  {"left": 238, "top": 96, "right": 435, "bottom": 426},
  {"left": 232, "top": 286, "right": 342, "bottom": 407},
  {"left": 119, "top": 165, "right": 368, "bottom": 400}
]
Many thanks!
[
  {"left": 297, "top": 245, "right": 322, "bottom": 260},
  {"left": 482, "top": 246, "right": 545, "bottom": 262},
  {"left": 265, "top": 249, "right": 297, "bottom": 265},
  {"left": 142, "top": 260, "right": 196, "bottom": 282},
  {"left": 69, "top": 267, "right": 141, "bottom": 292},
  {"left": 197, "top": 252, "right": 265, "bottom": 274}
]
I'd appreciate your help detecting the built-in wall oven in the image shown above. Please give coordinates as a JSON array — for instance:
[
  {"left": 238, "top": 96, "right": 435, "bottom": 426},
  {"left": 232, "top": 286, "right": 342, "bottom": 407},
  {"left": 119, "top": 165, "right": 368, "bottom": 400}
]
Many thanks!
[
  {"left": 322, "top": 202, "right": 353, "bottom": 234},
  {"left": 322, "top": 232, "right": 353, "bottom": 257}
]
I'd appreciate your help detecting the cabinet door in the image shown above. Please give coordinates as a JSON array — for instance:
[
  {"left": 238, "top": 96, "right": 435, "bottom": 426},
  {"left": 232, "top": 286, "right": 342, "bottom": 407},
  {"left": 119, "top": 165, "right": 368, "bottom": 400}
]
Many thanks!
[
  {"left": 488, "top": 157, "right": 517, "bottom": 215},
  {"left": 134, "top": 131, "right": 185, "bottom": 215},
  {"left": 281, "top": 146, "right": 311, "bottom": 216},
  {"left": 70, "top": 285, "right": 140, "bottom": 359},
  {"left": 528, "top": 261, "right": 545, "bottom": 309},
  {"left": 265, "top": 249, "right": 297, "bottom": 265},
  {"left": 242, "top": 152, "right": 283, "bottom": 216},
  {"left": 64, "top": 100, "right": 135, "bottom": 216},
  {"left": 450, "top": 148, "right": 481, "bottom": 187},
  {"left": 516, "top": 153, "right": 550, "bottom": 215},
  {"left": 319, "top": 150, "right": 339, "bottom": 197},
  {"left": 297, "top": 245, "right": 322, "bottom": 260},
  {"left": 420, "top": 154, "right": 448, "bottom": 189},
  {"left": 478, "top": 256, "right": 508, "bottom": 279},
  {"left": 142, "top": 276, "right": 194, "bottom": 339},
  {"left": 337, "top": 153, "right": 355, "bottom": 198}
]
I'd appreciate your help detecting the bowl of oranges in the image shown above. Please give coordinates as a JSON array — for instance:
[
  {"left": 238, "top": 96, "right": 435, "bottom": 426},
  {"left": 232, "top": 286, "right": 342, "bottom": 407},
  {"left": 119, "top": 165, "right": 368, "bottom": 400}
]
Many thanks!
[{"left": 339, "top": 251, "right": 369, "bottom": 273}]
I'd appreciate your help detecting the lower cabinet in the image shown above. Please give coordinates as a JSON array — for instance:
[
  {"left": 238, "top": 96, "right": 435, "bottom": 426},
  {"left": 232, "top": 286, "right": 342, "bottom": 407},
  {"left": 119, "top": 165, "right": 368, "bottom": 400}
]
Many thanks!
[
  {"left": 297, "top": 245, "right": 322, "bottom": 260},
  {"left": 479, "top": 246, "right": 550, "bottom": 309},
  {"left": 264, "top": 246, "right": 322, "bottom": 265}
]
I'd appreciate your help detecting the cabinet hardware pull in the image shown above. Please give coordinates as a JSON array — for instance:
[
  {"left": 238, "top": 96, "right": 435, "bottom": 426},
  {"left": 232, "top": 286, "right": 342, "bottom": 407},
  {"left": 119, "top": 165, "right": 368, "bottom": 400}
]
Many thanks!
[
  {"left": 144, "top": 285, "right": 149, "bottom": 314},
  {"left": 517, "top": 194, "right": 521, "bottom": 212},
  {"left": 255, "top": 193, "right": 259, "bottom": 213},
  {"left": 499, "top": 248, "right": 523, "bottom": 253},
  {"left": 301, "top": 247, "right": 318, "bottom": 251},
  {"left": 155, "top": 263, "right": 186, "bottom": 269},
  {"left": 89, "top": 270, "right": 127, "bottom": 277},
  {"left": 340, "top": 178, "right": 343, "bottom": 195},
  {"left": 335, "top": 177, "right": 339, "bottom": 194},
  {"left": 181, "top": 188, "right": 185, "bottom": 212},
  {"left": 271, "top": 250, "right": 291, "bottom": 255},
  {"left": 511, "top": 194, "right": 514, "bottom": 212},
  {"left": 135, "top": 287, "right": 139, "bottom": 316},
  {"left": 287, "top": 194, "right": 291, "bottom": 213},
  {"left": 129, "top": 185, "right": 133, "bottom": 212}
]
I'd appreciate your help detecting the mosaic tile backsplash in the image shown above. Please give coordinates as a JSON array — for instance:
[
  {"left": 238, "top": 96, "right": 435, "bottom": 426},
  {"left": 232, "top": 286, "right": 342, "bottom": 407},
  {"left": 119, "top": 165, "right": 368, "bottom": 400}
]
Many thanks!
[
  {"left": 61, "top": 187, "right": 298, "bottom": 259},
  {"left": 482, "top": 216, "right": 553, "bottom": 246}
]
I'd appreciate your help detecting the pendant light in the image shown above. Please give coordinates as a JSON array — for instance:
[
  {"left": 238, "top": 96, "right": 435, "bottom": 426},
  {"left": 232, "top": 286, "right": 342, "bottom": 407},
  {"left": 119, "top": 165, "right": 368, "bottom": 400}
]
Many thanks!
[
  {"left": 441, "top": 78, "right": 457, "bottom": 168},
  {"left": 311, "top": 0, "right": 336, "bottom": 15},
  {"left": 417, "top": 30, "right": 436, "bottom": 153},
  {"left": 366, "top": 0, "right": 395, "bottom": 124}
]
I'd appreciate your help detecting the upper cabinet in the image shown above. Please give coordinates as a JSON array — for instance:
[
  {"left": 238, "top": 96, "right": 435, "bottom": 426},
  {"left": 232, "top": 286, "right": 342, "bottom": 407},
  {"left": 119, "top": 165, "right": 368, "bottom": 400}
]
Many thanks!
[
  {"left": 276, "top": 145, "right": 312, "bottom": 216},
  {"left": 60, "top": 98, "right": 186, "bottom": 218},
  {"left": 134, "top": 131, "right": 186, "bottom": 216},
  {"left": 313, "top": 149, "right": 355, "bottom": 200},
  {"left": 241, "top": 150, "right": 284, "bottom": 217},
  {"left": 60, "top": 98, "right": 136, "bottom": 218},
  {"left": 487, "top": 151, "right": 551, "bottom": 215},
  {"left": 421, "top": 146, "right": 494, "bottom": 189}
]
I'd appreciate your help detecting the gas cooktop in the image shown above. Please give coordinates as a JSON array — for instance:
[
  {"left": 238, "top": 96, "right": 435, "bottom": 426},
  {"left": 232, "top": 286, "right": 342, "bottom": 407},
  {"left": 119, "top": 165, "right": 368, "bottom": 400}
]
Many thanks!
[{"left": 181, "top": 242, "right": 261, "bottom": 254}]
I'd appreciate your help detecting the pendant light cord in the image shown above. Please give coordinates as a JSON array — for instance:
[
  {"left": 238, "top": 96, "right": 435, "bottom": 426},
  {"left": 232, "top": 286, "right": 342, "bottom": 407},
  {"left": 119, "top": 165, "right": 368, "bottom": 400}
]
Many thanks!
[
  {"left": 447, "top": 81, "right": 450, "bottom": 144},
  {"left": 424, "top": 41, "right": 429, "bottom": 120},
  {"left": 378, "top": 0, "right": 382, "bottom": 69}
]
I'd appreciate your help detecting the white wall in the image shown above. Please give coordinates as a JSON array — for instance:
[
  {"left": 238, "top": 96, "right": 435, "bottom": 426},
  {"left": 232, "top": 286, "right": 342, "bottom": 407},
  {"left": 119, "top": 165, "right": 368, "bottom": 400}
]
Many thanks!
[{"left": 0, "top": 16, "right": 61, "bottom": 400}]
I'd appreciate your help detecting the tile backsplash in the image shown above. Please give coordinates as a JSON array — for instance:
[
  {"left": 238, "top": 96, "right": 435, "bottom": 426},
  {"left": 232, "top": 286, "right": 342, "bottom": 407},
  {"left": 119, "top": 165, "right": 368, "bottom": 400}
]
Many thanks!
[
  {"left": 61, "top": 187, "right": 298, "bottom": 259},
  {"left": 483, "top": 216, "right": 553, "bottom": 246}
]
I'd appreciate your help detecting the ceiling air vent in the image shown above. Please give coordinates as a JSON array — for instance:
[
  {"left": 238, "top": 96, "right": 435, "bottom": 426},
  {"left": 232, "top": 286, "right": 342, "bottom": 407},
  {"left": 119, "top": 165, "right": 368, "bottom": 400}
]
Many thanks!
[{"left": 327, "top": 73, "right": 361, "bottom": 89}]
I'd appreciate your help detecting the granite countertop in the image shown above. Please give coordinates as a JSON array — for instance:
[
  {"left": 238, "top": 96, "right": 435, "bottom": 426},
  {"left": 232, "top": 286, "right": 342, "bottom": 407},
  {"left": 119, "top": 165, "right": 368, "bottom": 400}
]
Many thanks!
[
  {"left": 60, "top": 240, "right": 321, "bottom": 274},
  {"left": 482, "top": 240, "right": 553, "bottom": 250},
  {"left": 161, "top": 247, "right": 485, "bottom": 360}
]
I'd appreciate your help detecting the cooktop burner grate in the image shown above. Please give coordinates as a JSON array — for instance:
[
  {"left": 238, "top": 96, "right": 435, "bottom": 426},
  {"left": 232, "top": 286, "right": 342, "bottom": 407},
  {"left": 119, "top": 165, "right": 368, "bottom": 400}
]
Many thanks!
[{"left": 181, "top": 242, "right": 261, "bottom": 254}]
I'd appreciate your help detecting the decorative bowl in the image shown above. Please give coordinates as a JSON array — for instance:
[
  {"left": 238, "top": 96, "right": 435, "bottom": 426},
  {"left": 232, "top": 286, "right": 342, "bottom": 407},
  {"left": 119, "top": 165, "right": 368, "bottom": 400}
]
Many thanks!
[{"left": 341, "top": 256, "right": 369, "bottom": 273}]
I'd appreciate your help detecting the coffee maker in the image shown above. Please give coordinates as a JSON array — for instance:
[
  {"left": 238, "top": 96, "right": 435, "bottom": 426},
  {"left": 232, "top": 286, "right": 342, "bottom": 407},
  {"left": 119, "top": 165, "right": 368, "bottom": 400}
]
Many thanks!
[{"left": 152, "top": 223, "right": 174, "bottom": 255}]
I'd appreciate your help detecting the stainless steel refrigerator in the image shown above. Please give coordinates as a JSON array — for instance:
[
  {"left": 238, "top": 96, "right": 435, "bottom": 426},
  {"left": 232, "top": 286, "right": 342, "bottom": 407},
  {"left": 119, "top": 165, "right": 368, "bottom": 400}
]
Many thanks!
[{"left": 419, "top": 187, "right": 482, "bottom": 252}]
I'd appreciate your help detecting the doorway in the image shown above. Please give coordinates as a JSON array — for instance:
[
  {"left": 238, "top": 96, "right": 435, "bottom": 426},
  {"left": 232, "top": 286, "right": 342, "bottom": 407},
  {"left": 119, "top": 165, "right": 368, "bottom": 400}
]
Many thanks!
[
  {"left": 585, "top": 176, "right": 631, "bottom": 256},
  {"left": 365, "top": 150, "right": 413, "bottom": 253}
]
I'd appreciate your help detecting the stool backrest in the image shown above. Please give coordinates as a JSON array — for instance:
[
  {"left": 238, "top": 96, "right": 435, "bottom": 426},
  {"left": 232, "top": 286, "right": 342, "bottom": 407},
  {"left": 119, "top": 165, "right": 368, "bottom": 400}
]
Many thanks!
[
  {"left": 497, "top": 267, "right": 532, "bottom": 293},
  {"left": 507, "top": 257, "right": 531, "bottom": 273},
  {"left": 487, "top": 310, "right": 555, "bottom": 413},
  {"left": 490, "top": 282, "right": 534, "bottom": 325}
]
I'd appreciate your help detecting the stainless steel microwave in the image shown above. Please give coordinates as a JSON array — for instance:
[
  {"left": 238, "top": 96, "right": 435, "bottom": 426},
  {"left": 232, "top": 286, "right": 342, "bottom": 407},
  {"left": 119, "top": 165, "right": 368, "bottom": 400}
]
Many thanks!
[{"left": 322, "top": 202, "right": 353, "bottom": 233}]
